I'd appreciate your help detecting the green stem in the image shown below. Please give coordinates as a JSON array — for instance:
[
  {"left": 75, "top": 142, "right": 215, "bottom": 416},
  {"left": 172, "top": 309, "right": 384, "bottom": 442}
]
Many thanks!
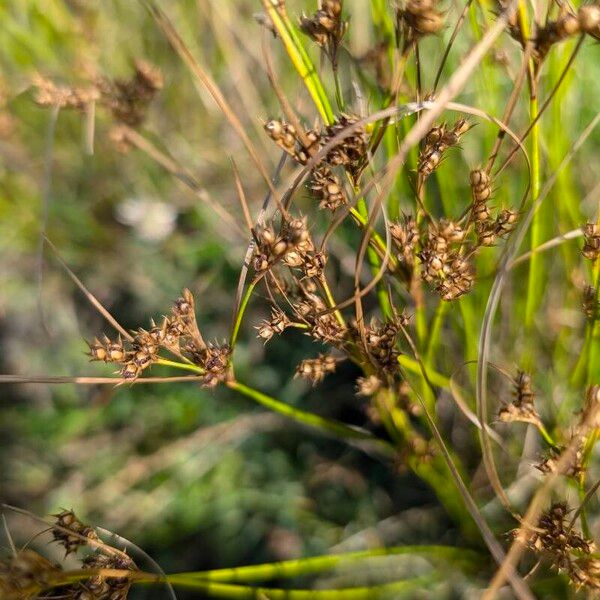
[
  {"left": 425, "top": 300, "right": 449, "bottom": 367},
  {"left": 321, "top": 277, "right": 347, "bottom": 327},
  {"left": 227, "top": 380, "right": 394, "bottom": 453},
  {"left": 156, "top": 358, "right": 204, "bottom": 375},
  {"left": 183, "top": 545, "right": 477, "bottom": 583},
  {"left": 159, "top": 576, "right": 433, "bottom": 599},
  {"left": 355, "top": 198, "right": 393, "bottom": 319},
  {"left": 231, "top": 282, "right": 256, "bottom": 347}
]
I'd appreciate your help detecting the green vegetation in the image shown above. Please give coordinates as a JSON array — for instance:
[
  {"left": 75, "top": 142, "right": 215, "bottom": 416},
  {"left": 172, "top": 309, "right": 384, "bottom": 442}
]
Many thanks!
[{"left": 0, "top": 0, "right": 599, "bottom": 598}]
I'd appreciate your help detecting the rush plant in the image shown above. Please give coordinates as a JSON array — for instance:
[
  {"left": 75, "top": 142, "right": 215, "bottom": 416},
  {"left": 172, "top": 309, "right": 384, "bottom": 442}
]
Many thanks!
[{"left": 1, "top": 0, "right": 599, "bottom": 598}]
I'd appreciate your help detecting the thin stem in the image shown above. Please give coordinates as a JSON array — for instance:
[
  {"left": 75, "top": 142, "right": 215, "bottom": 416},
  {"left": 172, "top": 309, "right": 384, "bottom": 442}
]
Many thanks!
[
  {"left": 183, "top": 545, "right": 477, "bottom": 583},
  {"left": 155, "top": 358, "right": 204, "bottom": 375},
  {"left": 320, "top": 277, "right": 346, "bottom": 327},
  {"left": 226, "top": 380, "right": 394, "bottom": 454},
  {"left": 231, "top": 282, "right": 256, "bottom": 347}
]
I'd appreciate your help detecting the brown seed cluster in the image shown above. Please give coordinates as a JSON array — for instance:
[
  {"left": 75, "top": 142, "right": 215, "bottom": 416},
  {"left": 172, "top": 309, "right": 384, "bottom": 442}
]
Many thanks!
[
  {"left": 264, "top": 113, "right": 370, "bottom": 203},
  {"left": 527, "top": 503, "right": 600, "bottom": 590},
  {"left": 418, "top": 120, "right": 471, "bottom": 181},
  {"left": 352, "top": 318, "right": 402, "bottom": 376},
  {"left": 33, "top": 74, "right": 100, "bottom": 110},
  {"left": 356, "top": 374, "right": 383, "bottom": 397},
  {"left": 388, "top": 163, "right": 518, "bottom": 302},
  {"left": 469, "top": 169, "right": 517, "bottom": 247},
  {"left": 582, "top": 222, "right": 600, "bottom": 261},
  {"left": 295, "top": 354, "right": 337, "bottom": 385},
  {"left": 96, "top": 59, "right": 163, "bottom": 127},
  {"left": 498, "top": 370, "right": 542, "bottom": 426},
  {"left": 52, "top": 510, "right": 99, "bottom": 556},
  {"left": 536, "top": 443, "right": 584, "bottom": 479},
  {"left": 397, "top": 0, "right": 445, "bottom": 47},
  {"left": 294, "top": 291, "right": 348, "bottom": 345},
  {"left": 253, "top": 216, "right": 323, "bottom": 280},
  {"left": 300, "top": 0, "right": 347, "bottom": 66},
  {"left": 309, "top": 166, "right": 347, "bottom": 211},
  {"left": 256, "top": 309, "right": 291, "bottom": 343},
  {"left": 76, "top": 552, "right": 136, "bottom": 600},
  {"left": 88, "top": 290, "right": 230, "bottom": 387},
  {"left": 419, "top": 220, "right": 474, "bottom": 301},
  {"left": 0, "top": 550, "right": 62, "bottom": 600},
  {"left": 534, "top": 6, "right": 582, "bottom": 61},
  {"left": 33, "top": 59, "right": 163, "bottom": 127}
]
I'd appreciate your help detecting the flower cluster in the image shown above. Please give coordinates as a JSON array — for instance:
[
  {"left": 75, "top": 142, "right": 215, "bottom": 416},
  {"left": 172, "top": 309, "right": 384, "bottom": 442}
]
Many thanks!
[{"left": 88, "top": 290, "right": 230, "bottom": 387}]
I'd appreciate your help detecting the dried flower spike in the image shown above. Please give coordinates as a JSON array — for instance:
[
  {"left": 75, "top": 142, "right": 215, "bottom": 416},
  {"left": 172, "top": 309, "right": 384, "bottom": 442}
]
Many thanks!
[
  {"left": 52, "top": 509, "right": 99, "bottom": 556},
  {"left": 582, "top": 222, "right": 600, "bottom": 260},
  {"left": 295, "top": 354, "right": 337, "bottom": 385}
]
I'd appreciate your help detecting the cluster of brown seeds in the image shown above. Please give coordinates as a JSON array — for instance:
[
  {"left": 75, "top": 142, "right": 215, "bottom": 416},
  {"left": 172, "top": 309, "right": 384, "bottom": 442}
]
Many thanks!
[
  {"left": 76, "top": 552, "right": 136, "bottom": 600},
  {"left": 419, "top": 220, "right": 474, "bottom": 301},
  {"left": 498, "top": 370, "right": 542, "bottom": 427},
  {"left": 536, "top": 443, "right": 584, "bottom": 479},
  {"left": 264, "top": 112, "right": 370, "bottom": 208},
  {"left": 0, "top": 550, "right": 61, "bottom": 600},
  {"left": 295, "top": 354, "right": 337, "bottom": 385},
  {"left": 418, "top": 119, "right": 471, "bottom": 181},
  {"left": 300, "top": 0, "right": 347, "bottom": 66},
  {"left": 294, "top": 291, "right": 348, "bottom": 345},
  {"left": 96, "top": 59, "right": 163, "bottom": 127},
  {"left": 351, "top": 318, "right": 405, "bottom": 377},
  {"left": 52, "top": 510, "right": 99, "bottom": 556},
  {"left": 526, "top": 503, "right": 600, "bottom": 590},
  {"left": 0, "top": 511, "right": 137, "bottom": 600},
  {"left": 33, "top": 75, "right": 99, "bottom": 110},
  {"left": 253, "top": 216, "right": 326, "bottom": 280},
  {"left": 33, "top": 60, "right": 163, "bottom": 127},
  {"left": 396, "top": 0, "right": 445, "bottom": 47},
  {"left": 582, "top": 222, "right": 600, "bottom": 261},
  {"left": 256, "top": 309, "right": 291, "bottom": 343},
  {"left": 355, "top": 374, "right": 383, "bottom": 397},
  {"left": 469, "top": 169, "right": 517, "bottom": 246},
  {"left": 88, "top": 290, "right": 230, "bottom": 387},
  {"left": 535, "top": 4, "right": 600, "bottom": 60},
  {"left": 583, "top": 284, "right": 599, "bottom": 321}
]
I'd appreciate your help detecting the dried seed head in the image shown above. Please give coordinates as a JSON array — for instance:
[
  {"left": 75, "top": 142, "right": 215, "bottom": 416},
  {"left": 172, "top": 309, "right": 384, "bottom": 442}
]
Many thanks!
[
  {"left": 80, "top": 551, "right": 136, "bottom": 600},
  {"left": 582, "top": 222, "right": 600, "bottom": 260},
  {"left": 52, "top": 510, "right": 98, "bottom": 556},
  {"left": 0, "top": 550, "right": 61, "bottom": 599},
  {"left": 302, "top": 251, "right": 328, "bottom": 279},
  {"left": 583, "top": 284, "right": 600, "bottom": 320},
  {"left": 526, "top": 502, "right": 598, "bottom": 588},
  {"left": 295, "top": 354, "right": 337, "bottom": 385},
  {"left": 87, "top": 335, "right": 126, "bottom": 364},
  {"left": 300, "top": 0, "right": 347, "bottom": 58},
  {"left": 536, "top": 443, "right": 584, "bottom": 479},
  {"left": 356, "top": 375, "right": 382, "bottom": 397},
  {"left": 32, "top": 74, "right": 99, "bottom": 110},
  {"left": 310, "top": 167, "right": 346, "bottom": 211},
  {"left": 256, "top": 309, "right": 291, "bottom": 343},
  {"left": 198, "top": 343, "right": 231, "bottom": 387},
  {"left": 535, "top": 7, "right": 581, "bottom": 60},
  {"left": 578, "top": 5, "right": 600, "bottom": 35},
  {"left": 470, "top": 168, "right": 492, "bottom": 203},
  {"left": 497, "top": 402, "right": 540, "bottom": 426},
  {"left": 495, "top": 209, "right": 518, "bottom": 236},
  {"left": 96, "top": 60, "right": 163, "bottom": 126},
  {"left": 398, "top": 0, "right": 445, "bottom": 40},
  {"left": 322, "top": 113, "right": 369, "bottom": 182}
]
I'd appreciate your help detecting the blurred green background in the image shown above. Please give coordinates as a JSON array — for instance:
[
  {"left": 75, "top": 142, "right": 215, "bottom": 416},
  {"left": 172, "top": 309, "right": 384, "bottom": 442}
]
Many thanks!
[{"left": 0, "top": 1, "right": 599, "bottom": 597}]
